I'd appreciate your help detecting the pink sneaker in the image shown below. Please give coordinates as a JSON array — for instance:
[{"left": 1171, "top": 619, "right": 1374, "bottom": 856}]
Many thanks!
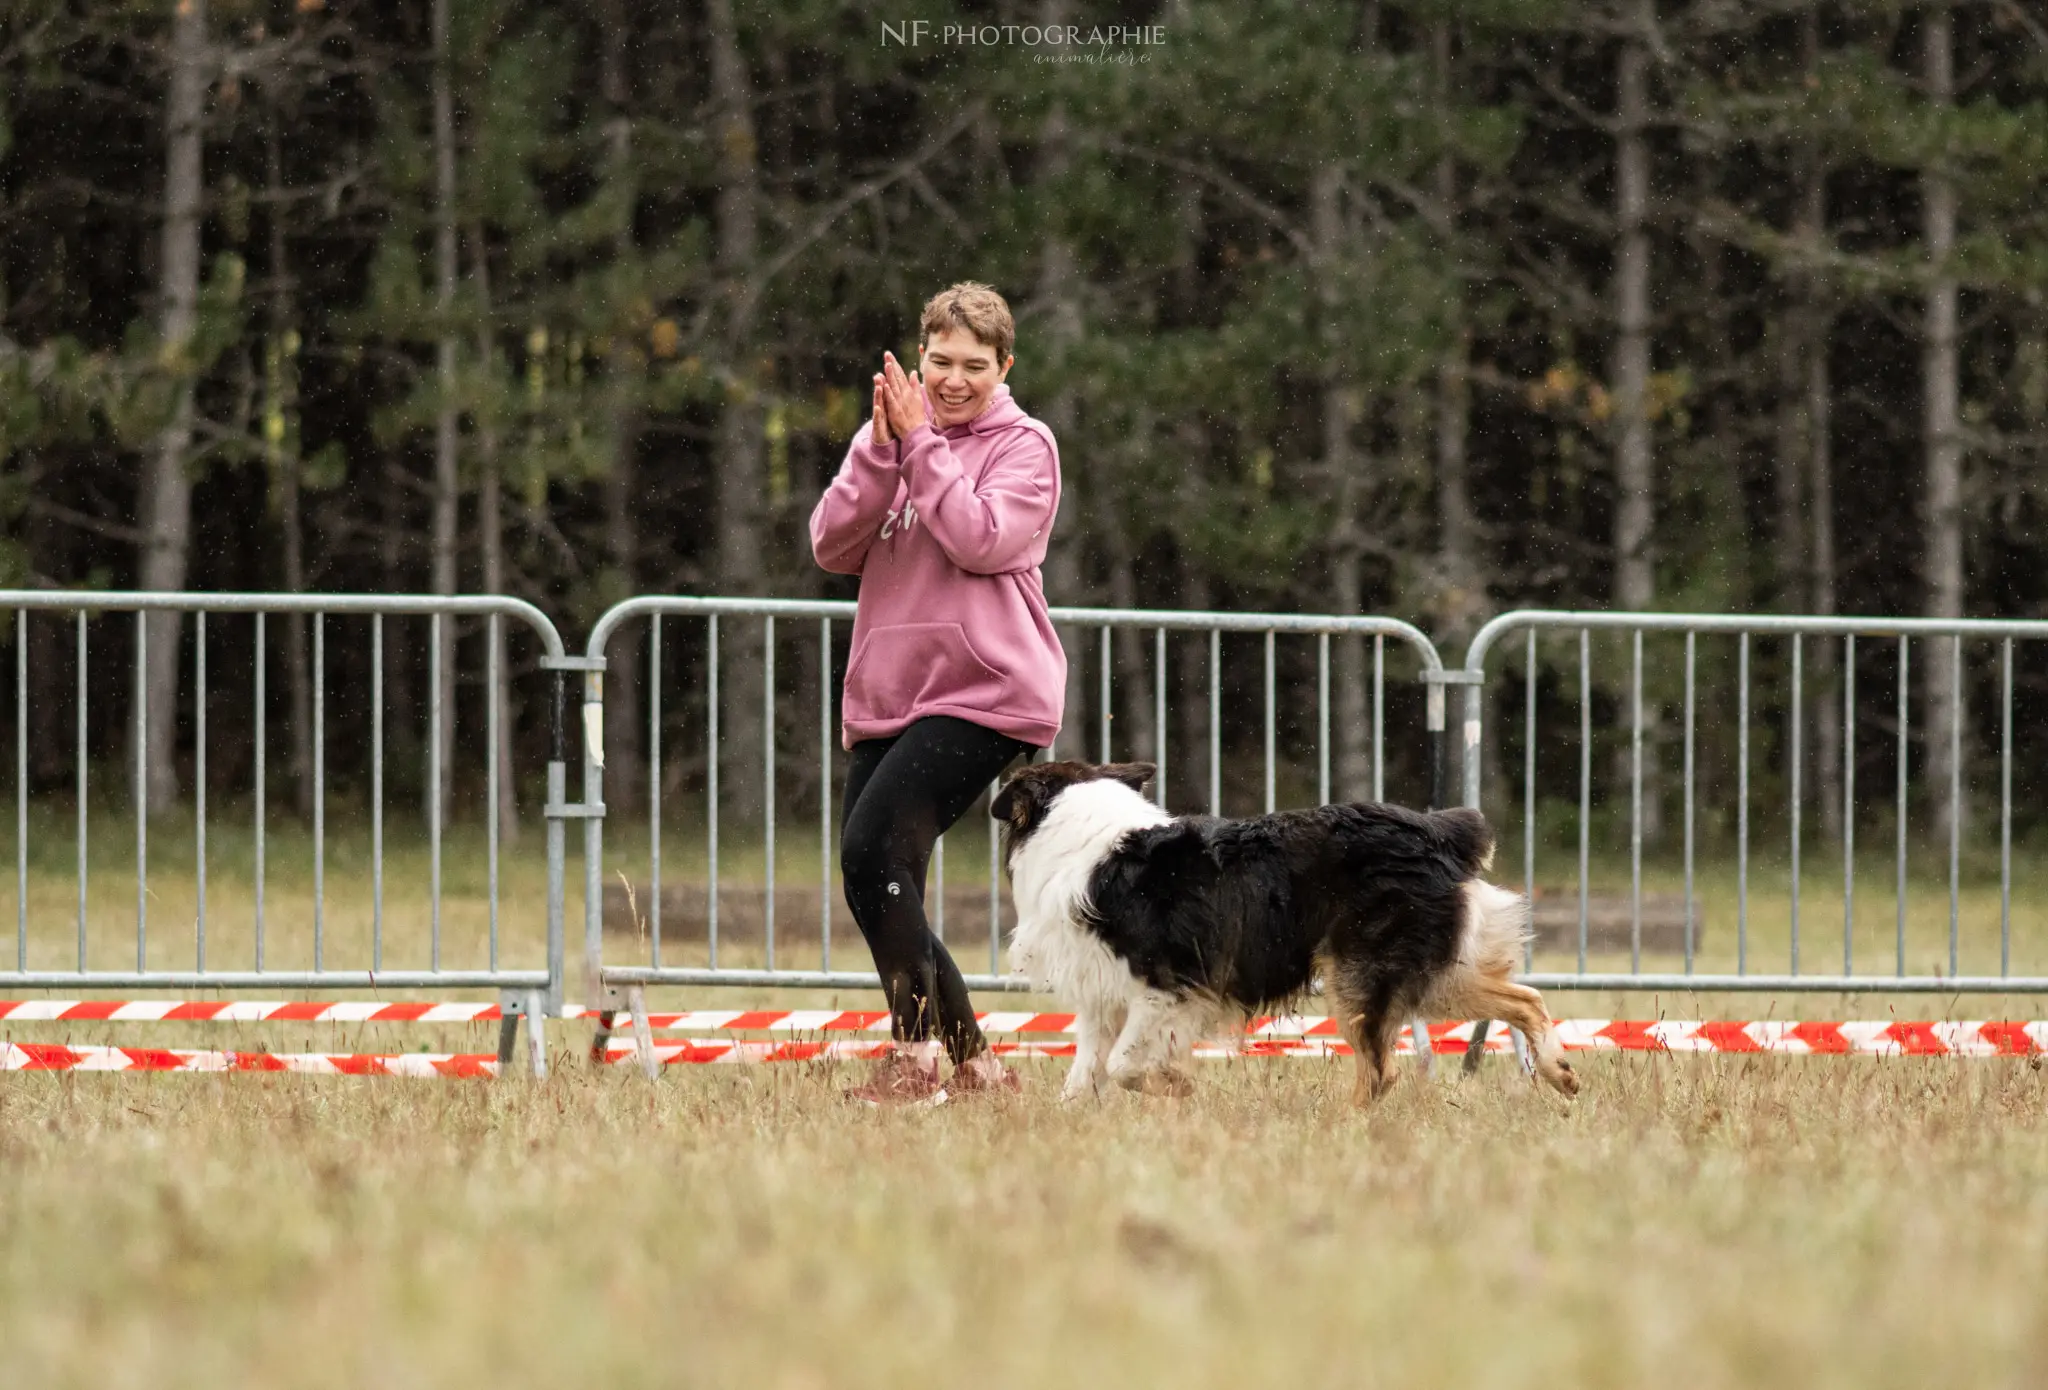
[
  {"left": 949, "top": 1052, "right": 1022, "bottom": 1096},
  {"left": 844, "top": 1048, "right": 947, "bottom": 1107}
]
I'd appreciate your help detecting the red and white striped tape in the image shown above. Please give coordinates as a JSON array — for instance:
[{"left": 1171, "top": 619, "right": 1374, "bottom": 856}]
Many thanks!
[
  {"left": 6, "top": 1021, "right": 2044, "bottom": 1076},
  {"left": 0, "top": 1036, "right": 1429, "bottom": 1075},
  {"left": 5, "top": 1002, "right": 2043, "bottom": 1055},
  {"left": 589, "top": 1021, "right": 2048, "bottom": 1062},
  {"left": 0, "top": 1041, "right": 498, "bottom": 1077},
  {"left": 0, "top": 999, "right": 507, "bottom": 1024}
]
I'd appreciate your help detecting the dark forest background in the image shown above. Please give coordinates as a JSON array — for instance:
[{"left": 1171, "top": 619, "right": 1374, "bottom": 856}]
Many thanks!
[{"left": 3, "top": 0, "right": 2047, "bottom": 846}]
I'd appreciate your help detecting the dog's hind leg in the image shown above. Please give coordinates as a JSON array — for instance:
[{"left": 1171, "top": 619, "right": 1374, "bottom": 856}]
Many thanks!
[
  {"left": 1331, "top": 977, "right": 1404, "bottom": 1109},
  {"left": 1427, "top": 972, "right": 1577, "bottom": 1098},
  {"left": 1487, "top": 980, "right": 1576, "bottom": 1097}
]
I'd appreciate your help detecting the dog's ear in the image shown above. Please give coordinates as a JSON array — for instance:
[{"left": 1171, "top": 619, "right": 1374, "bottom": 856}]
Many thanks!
[
  {"left": 991, "top": 775, "right": 1045, "bottom": 831},
  {"left": 1102, "top": 761, "right": 1156, "bottom": 794},
  {"left": 989, "top": 779, "right": 1022, "bottom": 825}
]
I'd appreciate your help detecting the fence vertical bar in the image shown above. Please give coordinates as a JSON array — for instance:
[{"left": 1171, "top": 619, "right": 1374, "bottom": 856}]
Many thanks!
[
  {"left": 544, "top": 666, "right": 567, "bottom": 1024},
  {"left": 820, "top": 617, "right": 831, "bottom": 974},
  {"left": 1100, "top": 625, "right": 1112, "bottom": 763},
  {"left": 134, "top": 610, "right": 146, "bottom": 971},
  {"left": 1263, "top": 630, "right": 1276, "bottom": 814},
  {"left": 1629, "top": 628, "right": 1642, "bottom": 974},
  {"left": 254, "top": 612, "right": 265, "bottom": 970},
  {"left": 75, "top": 612, "right": 85, "bottom": 972},
  {"left": 372, "top": 615, "right": 382, "bottom": 972},
  {"left": 487, "top": 613, "right": 501, "bottom": 971},
  {"left": 429, "top": 612, "right": 442, "bottom": 972},
  {"left": 1790, "top": 634, "right": 1802, "bottom": 976},
  {"left": 1317, "top": 632, "right": 1330, "bottom": 807},
  {"left": 2001, "top": 637, "right": 2012, "bottom": 977},
  {"left": 764, "top": 614, "right": 776, "bottom": 969},
  {"left": 1157, "top": 627, "right": 1169, "bottom": 808},
  {"left": 1577, "top": 628, "right": 1589, "bottom": 975},
  {"left": 581, "top": 657, "right": 608, "bottom": 1025},
  {"left": 195, "top": 611, "right": 206, "bottom": 970},
  {"left": 651, "top": 615, "right": 662, "bottom": 967},
  {"left": 1843, "top": 635, "right": 1855, "bottom": 975},
  {"left": 1683, "top": 630, "right": 1695, "bottom": 975},
  {"left": 708, "top": 613, "right": 720, "bottom": 968},
  {"left": 313, "top": 613, "right": 324, "bottom": 971},
  {"left": 1524, "top": 628, "right": 1536, "bottom": 969},
  {"left": 1372, "top": 635, "right": 1384, "bottom": 802},
  {"left": 1949, "top": 634, "right": 1960, "bottom": 978},
  {"left": 1897, "top": 636, "right": 1908, "bottom": 977},
  {"left": 14, "top": 610, "right": 24, "bottom": 972},
  {"left": 1738, "top": 631, "right": 1749, "bottom": 974},
  {"left": 1208, "top": 629, "right": 1220, "bottom": 816}
]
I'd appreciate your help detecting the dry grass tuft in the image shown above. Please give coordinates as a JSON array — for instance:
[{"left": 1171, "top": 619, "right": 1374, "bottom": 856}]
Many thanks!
[{"left": 3, "top": 1054, "right": 2047, "bottom": 1387}]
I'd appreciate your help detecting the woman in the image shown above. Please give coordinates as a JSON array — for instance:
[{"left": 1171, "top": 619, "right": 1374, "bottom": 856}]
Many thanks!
[{"left": 810, "top": 281, "right": 1066, "bottom": 1102}]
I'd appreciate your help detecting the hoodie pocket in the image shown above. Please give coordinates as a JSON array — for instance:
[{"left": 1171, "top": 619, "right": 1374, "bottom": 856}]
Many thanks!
[{"left": 844, "top": 622, "right": 1010, "bottom": 724}]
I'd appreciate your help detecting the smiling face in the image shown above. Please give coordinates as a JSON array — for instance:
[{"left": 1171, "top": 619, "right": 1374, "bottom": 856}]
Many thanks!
[{"left": 920, "top": 326, "right": 1013, "bottom": 430}]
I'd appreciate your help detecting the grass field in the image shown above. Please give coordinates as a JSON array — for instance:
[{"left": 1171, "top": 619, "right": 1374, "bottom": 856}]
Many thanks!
[
  {"left": 7, "top": 806, "right": 2048, "bottom": 1385},
  {"left": 5, "top": 1053, "right": 2048, "bottom": 1387}
]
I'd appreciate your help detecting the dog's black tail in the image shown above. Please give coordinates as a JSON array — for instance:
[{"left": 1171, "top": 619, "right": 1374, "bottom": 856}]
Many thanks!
[{"left": 1427, "top": 806, "right": 1497, "bottom": 875}]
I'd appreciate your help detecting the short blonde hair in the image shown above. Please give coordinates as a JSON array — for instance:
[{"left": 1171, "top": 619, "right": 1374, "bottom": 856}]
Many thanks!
[{"left": 919, "top": 282, "right": 1014, "bottom": 362}]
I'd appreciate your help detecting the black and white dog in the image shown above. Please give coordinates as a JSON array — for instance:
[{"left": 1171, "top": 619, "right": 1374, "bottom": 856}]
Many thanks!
[{"left": 991, "top": 760, "right": 1579, "bottom": 1105}]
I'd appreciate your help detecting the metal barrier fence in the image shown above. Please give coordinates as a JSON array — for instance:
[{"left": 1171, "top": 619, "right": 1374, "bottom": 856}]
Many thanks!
[
  {"left": 17, "top": 593, "right": 2048, "bottom": 1083},
  {"left": 0, "top": 592, "right": 581, "bottom": 1074},
  {"left": 577, "top": 597, "right": 1448, "bottom": 1047},
  {"left": 1459, "top": 611, "right": 2048, "bottom": 996}
]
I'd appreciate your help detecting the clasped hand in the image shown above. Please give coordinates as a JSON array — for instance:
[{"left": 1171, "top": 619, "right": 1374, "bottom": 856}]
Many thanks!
[{"left": 869, "top": 351, "right": 927, "bottom": 445}]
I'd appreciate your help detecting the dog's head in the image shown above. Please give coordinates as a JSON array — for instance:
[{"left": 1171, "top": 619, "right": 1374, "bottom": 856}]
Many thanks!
[{"left": 990, "top": 760, "right": 1155, "bottom": 871}]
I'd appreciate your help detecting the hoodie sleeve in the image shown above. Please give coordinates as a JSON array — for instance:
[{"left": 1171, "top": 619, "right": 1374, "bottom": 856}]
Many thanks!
[
  {"left": 898, "top": 422, "right": 1058, "bottom": 576},
  {"left": 809, "top": 421, "right": 902, "bottom": 575}
]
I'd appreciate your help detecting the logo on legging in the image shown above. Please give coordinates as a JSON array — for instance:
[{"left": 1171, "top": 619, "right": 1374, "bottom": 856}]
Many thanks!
[{"left": 887, "top": 882, "right": 902, "bottom": 896}]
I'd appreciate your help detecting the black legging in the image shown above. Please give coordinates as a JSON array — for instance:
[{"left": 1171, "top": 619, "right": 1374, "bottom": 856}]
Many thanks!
[{"left": 841, "top": 715, "right": 1034, "bottom": 1064}]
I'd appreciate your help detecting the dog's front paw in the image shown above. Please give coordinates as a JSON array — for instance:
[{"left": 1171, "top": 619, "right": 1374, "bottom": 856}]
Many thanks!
[{"left": 1547, "top": 1059, "right": 1581, "bottom": 1098}]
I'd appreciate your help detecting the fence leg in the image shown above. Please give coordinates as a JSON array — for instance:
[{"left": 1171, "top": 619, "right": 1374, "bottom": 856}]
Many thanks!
[
  {"left": 1463, "top": 1018, "right": 1492, "bottom": 1074},
  {"left": 626, "top": 984, "right": 659, "bottom": 1079},
  {"left": 497, "top": 989, "right": 522, "bottom": 1070},
  {"left": 589, "top": 1010, "right": 616, "bottom": 1065},
  {"left": 526, "top": 989, "right": 549, "bottom": 1080}
]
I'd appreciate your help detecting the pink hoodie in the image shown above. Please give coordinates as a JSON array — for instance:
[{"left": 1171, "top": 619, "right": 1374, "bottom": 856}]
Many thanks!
[{"left": 810, "top": 383, "right": 1066, "bottom": 750}]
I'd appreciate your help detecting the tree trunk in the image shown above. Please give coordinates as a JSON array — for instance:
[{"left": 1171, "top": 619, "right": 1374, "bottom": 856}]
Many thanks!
[
  {"left": 1175, "top": 549, "right": 1215, "bottom": 813},
  {"left": 381, "top": 460, "right": 417, "bottom": 772},
  {"left": 1037, "top": 235, "right": 1088, "bottom": 765},
  {"left": 134, "top": 0, "right": 210, "bottom": 816},
  {"left": 1922, "top": 2, "right": 1966, "bottom": 842},
  {"left": 1035, "top": 3, "right": 1089, "bottom": 763},
  {"left": 471, "top": 229, "right": 518, "bottom": 842},
  {"left": 1101, "top": 494, "right": 1154, "bottom": 765},
  {"left": 708, "top": 0, "right": 765, "bottom": 826},
  {"left": 429, "top": 0, "right": 460, "bottom": 826},
  {"left": 267, "top": 112, "right": 313, "bottom": 824},
  {"left": 1431, "top": 20, "right": 1492, "bottom": 803},
  {"left": 1787, "top": 11, "right": 1843, "bottom": 842},
  {"left": 1166, "top": 187, "right": 1208, "bottom": 806},
  {"left": 1611, "top": 8, "right": 1661, "bottom": 841},
  {"left": 1309, "top": 163, "right": 1373, "bottom": 803},
  {"left": 598, "top": 0, "right": 642, "bottom": 819}
]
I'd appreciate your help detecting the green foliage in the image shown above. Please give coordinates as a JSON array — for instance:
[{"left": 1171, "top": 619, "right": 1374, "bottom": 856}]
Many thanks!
[{"left": 1, "top": 0, "right": 2046, "bottom": 643}]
